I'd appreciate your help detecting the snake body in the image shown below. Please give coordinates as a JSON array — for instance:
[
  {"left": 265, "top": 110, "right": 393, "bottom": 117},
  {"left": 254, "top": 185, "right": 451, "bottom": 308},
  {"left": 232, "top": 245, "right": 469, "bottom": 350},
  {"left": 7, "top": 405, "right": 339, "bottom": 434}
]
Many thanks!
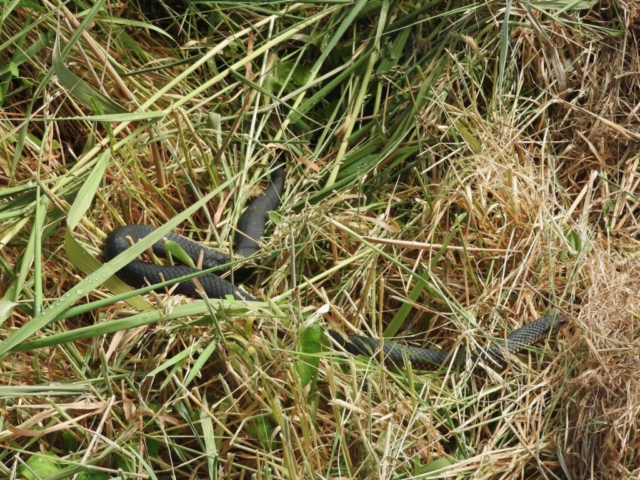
[
  {"left": 327, "top": 315, "right": 564, "bottom": 369},
  {"left": 104, "top": 168, "right": 284, "bottom": 301},
  {"left": 105, "top": 166, "right": 565, "bottom": 369}
]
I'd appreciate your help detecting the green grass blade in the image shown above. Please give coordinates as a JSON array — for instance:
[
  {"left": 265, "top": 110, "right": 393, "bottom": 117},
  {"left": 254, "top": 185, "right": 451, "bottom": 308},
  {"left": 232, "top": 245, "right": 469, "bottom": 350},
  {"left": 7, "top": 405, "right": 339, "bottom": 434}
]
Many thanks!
[
  {"left": 184, "top": 339, "right": 218, "bottom": 387},
  {"left": 52, "top": 35, "right": 128, "bottom": 115}
]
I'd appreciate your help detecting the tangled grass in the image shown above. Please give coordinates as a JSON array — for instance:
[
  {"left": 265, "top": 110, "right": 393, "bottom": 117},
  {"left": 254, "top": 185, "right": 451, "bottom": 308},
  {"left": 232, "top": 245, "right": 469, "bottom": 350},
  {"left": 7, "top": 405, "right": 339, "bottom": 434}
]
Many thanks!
[{"left": 1, "top": 1, "right": 640, "bottom": 478}]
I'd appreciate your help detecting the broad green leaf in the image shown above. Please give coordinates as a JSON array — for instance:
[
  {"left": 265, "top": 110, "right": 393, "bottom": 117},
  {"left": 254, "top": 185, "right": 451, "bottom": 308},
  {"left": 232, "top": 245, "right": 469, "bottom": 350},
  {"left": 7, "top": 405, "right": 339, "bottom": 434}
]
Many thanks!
[
  {"left": 297, "top": 323, "right": 323, "bottom": 387},
  {"left": 77, "top": 469, "right": 109, "bottom": 480},
  {"left": 19, "top": 453, "right": 61, "bottom": 480},
  {"left": 164, "top": 240, "right": 197, "bottom": 269},
  {"left": 272, "top": 62, "right": 312, "bottom": 91},
  {"left": 413, "top": 456, "right": 455, "bottom": 477}
]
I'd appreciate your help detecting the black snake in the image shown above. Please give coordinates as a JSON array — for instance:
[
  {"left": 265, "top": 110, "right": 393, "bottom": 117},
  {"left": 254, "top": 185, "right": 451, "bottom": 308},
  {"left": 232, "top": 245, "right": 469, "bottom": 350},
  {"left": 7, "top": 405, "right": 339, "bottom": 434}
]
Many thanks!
[{"left": 104, "top": 166, "right": 565, "bottom": 369}]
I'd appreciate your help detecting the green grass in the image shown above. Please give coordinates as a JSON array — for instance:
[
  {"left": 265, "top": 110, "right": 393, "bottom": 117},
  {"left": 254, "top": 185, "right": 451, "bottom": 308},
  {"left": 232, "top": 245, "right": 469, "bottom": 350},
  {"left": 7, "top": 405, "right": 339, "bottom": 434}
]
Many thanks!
[{"left": 1, "top": 0, "right": 640, "bottom": 479}]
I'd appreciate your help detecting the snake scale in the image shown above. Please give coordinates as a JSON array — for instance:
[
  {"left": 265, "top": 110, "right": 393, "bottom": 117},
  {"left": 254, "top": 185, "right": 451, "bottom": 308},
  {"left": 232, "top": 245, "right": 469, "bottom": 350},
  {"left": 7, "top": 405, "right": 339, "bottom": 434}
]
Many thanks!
[{"left": 105, "top": 166, "right": 565, "bottom": 369}]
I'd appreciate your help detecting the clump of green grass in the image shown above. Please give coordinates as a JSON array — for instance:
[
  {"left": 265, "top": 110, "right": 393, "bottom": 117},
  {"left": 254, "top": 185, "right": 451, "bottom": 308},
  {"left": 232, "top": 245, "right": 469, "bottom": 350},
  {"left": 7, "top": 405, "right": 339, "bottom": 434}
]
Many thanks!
[{"left": 1, "top": 1, "right": 640, "bottom": 479}]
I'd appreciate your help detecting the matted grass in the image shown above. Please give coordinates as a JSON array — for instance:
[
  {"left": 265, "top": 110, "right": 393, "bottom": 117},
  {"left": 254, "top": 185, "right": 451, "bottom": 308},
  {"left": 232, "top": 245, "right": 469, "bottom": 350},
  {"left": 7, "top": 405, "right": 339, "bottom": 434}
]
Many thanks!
[{"left": 1, "top": 1, "right": 639, "bottom": 479}]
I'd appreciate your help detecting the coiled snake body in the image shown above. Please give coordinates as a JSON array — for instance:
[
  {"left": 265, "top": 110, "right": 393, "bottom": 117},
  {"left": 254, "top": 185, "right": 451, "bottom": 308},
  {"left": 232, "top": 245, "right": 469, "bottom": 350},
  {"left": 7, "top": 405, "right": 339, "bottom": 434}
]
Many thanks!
[{"left": 105, "top": 167, "right": 565, "bottom": 369}]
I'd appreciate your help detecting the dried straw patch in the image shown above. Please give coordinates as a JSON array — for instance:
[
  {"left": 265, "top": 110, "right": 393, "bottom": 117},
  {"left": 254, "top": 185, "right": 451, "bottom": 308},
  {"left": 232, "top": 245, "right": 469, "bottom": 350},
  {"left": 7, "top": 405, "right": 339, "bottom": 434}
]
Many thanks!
[
  {"left": 303, "top": 152, "right": 570, "bottom": 478},
  {"left": 561, "top": 255, "right": 640, "bottom": 479}
]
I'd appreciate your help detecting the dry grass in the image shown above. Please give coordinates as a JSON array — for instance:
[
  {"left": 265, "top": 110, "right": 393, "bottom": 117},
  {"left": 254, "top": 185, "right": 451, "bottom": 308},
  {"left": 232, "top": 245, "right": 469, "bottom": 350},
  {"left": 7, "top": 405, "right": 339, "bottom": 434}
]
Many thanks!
[{"left": 1, "top": 1, "right": 640, "bottom": 479}]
